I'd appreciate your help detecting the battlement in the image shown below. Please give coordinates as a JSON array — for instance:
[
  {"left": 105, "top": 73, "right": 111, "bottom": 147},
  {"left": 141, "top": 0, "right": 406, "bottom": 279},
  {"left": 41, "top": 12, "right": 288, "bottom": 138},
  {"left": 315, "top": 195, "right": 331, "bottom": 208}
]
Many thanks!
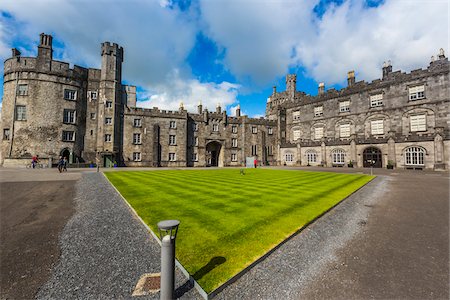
[
  {"left": 3, "top": 56, "right": 88, "bottom": 80},
  {"left": 101, "top": 42, "right": 124, "bottom": 61},
  {"left": 126, "top": 106, "right": 187, "bottom": 118},
  {"left": 268, "top": 54, "right": 449, "bottom": 112}
]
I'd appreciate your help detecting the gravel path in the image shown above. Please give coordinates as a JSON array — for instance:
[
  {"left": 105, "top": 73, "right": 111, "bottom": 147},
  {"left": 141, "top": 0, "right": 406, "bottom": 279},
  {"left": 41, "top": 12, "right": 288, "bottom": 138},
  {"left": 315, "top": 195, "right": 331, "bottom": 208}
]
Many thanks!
[
  {"left": 37, "top": 172, "right": 200, "bottom": 300},
  {"left": 216, "top": 176, "right": 389, "bottom": 299}
]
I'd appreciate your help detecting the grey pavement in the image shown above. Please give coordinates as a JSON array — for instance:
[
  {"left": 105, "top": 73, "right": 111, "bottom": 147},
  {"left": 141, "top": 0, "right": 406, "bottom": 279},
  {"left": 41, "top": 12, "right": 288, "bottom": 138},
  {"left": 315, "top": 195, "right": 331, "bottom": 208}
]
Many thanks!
[{"left": 1, "top": 167, "right": 448, "bottom": 299}]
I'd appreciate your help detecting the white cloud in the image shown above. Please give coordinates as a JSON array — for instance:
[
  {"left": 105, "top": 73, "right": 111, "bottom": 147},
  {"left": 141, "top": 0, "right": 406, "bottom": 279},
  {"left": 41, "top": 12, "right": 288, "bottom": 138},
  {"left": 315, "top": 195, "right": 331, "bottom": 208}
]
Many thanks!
[
  {"left": 136, "top": 71, "right": 240, "bottom": 113},
  {"left": 296, "top": 0, "right": 449, "bottom": 84}
]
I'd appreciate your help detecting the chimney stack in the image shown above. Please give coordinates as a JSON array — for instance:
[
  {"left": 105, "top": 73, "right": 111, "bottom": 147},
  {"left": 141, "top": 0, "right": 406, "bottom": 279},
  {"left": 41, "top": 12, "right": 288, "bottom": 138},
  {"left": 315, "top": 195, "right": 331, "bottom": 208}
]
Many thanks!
[
  {"left": 236, "top": 104, "right": 241, "bottom": 117},
  {"left": 273, "top": 86, "right": 277, "bottom": 95},
  {"left": 382, "top": 61, "right": 392, "bottom": 79},
  {"left": 347, "top": 71, "right": 355, "bottom": 87},
  {"left": 12, "top": 48, "right": 21, "bottom": 57},
  {"left": 216, "top": 103, "right": 221, "bottom": 114},
  {"left": 318, "top": 82, "right": 325, "bottom": 95},
  {"left": 197, "top": 101, "right": 202, "bottom": 114}
]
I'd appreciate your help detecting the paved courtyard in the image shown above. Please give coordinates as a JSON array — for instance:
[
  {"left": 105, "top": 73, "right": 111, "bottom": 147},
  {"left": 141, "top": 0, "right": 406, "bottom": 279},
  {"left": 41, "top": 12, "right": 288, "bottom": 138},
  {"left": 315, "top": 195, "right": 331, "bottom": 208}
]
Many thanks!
[{"left": 0, "top": 167, "right": 448, "bottom": 299}]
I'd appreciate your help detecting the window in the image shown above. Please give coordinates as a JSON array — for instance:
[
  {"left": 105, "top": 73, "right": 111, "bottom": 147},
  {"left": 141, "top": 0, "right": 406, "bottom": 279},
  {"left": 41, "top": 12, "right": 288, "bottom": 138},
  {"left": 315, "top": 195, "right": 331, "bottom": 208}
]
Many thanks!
[
  {"left": 314, "top": 106, "right": 323, "bottom": 117},
  {"left": 251, "top": 145, "right": 257, "bottom": 156},
  {"left": 90, "top": 91, "right": 97, "bottom": 100},
  {"left": 370, "top": 93, "right": 383, "bottom": 107},
  {"left": 268, "top": 127, "right": 273, "bottom": 135},
  {"left": 293, "top": 111, "right": 300, "bottom": 121},
  {"left": 16, "top": 105, "right": 26, "bottom": 121},
  {"left": 332, "top": 149, "right": 345, "bottom": 164},
  {"left": 252, "top": 126, "right": 257, "bottom": 134},
  {"left": 293, "top": 129, "right": 301, "bottom": 140},
  {"left": 62, "top": 131, "right": 75, "bottom": 142},
  {"left": 232, "top": 125, "right": 238, "bottom": 133},
  {"left": 63, "top": 109, "right": 76, "bottom": 124},
  {"left": 105, "top": 117, "right": 112, "bottom": 125},
  {"left": 133, "top": 152, "right": 141, "bottom": 162},
  {"left": 306, "top": 151, "right": 317, "bottom": 163},
  {"left": 194, "top": 137, "right": 198, "bottom": 146},
  {"left": 314, "top": 127, "right": 324, "bottom": 140},
  {"left": 90, "top": 113, "right": 96, "bottom": 120},
  {"left": 371, "top": 120, "right": 384, "bottom": 135},
  {"left": 134, "top": 119, "right": 141, "bottom": 127},
  {"left": 285, "top": 153, "right": 294, "bottom": 162},
  {"left": 339, "top": 101, "right": 350, "bottom": 112},
  {"left": 17, "top": 84, "right": 28, "bottom": 96},
  {"left": 64, "top": 89, "right": 77, "bottom": 100},
  {"left": 405, "top": 147, "right": 425, "bottom": 165},
  {"left": 339, "top": 124, "right": 350, "bottom": 138},
  {"left": 213, "top": 123, "right": 219, "bottom": 132},
  {"left": 133, "top": 133, "right": 141, "bottom": 144},
  {"left": 232, "top": 138, "right": 238, "bottom": 147},
  {"left": 231, "top": 153, "right": 237, "bottom": 162},
  {"left": 410, "top": 114, "right": 426, "bottom": 132},
  {"left": 170, "top": 121, "right": 176, "bottom": 129},
  {"left": 105, "top": 134, "right": 112, "bottom": 142},
  {"left": 266, "top": 145, "right": 273, "bottom": 156},
  {"left": 169, "top": 135, "right": 176, "bottom": 145},
  {"left": 169, "top": 153, "right": 176, "bottom": 161},
  {"left": 193, "top": 123, "right": 198, "bottom": 131},
  {"left": 192, "top": 152, "right": 198, "bottom": 162},
  {"left": 409, "top": 85, "right": 425, "bottom": 101},
  {"left": 105, "top": 101, "right": 113, "bottom": 108},
  {"left": 3, "top": 128, "right": 10, "bottom": 140}
]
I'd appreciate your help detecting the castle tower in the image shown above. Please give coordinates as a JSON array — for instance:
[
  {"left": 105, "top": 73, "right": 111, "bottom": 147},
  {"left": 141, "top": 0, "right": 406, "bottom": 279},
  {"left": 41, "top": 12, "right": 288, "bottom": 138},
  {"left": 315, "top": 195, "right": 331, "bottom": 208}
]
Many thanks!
[
  {"left": 382, "top": 61, "right": 392, "bottom": 79},
  {"left": 286, "top": 74, "right": 296, "bottom": 99},
  {"left": 347, "top": 71, "right": 355, "bottom": 86},
  {"left": 97, "top": 42, "right": 124, "bottom": 166}
]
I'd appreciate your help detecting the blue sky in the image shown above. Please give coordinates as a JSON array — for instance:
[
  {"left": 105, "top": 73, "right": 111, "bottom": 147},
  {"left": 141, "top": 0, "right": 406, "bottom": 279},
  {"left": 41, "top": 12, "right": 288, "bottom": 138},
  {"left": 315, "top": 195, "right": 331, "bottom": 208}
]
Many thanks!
[{"left": 0, "top": 0, "right": 448, "bottom": 117}]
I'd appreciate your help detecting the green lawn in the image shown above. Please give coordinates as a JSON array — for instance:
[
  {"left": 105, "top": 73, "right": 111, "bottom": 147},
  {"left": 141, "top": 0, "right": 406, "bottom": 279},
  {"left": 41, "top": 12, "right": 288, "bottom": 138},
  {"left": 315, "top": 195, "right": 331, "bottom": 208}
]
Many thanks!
[{"left": 105, "top": 169, "right": 374, "bottom": 293}]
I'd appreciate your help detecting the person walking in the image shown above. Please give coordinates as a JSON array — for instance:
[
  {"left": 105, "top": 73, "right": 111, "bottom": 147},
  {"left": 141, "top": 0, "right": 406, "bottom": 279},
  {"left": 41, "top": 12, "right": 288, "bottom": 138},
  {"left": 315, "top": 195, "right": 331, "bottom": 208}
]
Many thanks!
[
  {"left": 63, "top": 157, "right": 68, "bottom": 172},
  {"left": 31, "top": 155, "right": 38, "bottom": 169},
  {"left": 57, "top": 156, "right": 64, "bottom": 173},
  {"left": 254, "top": 158, "right": 258, "bottom": 168}
]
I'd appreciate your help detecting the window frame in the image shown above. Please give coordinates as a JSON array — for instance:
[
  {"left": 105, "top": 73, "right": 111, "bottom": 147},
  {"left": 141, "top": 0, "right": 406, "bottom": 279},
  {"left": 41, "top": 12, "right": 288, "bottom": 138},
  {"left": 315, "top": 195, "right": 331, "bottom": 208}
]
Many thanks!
[
  {"left": 232, "top": 138, "right": 238, "bottom": 148},
  {"left": 133, "top": 152, "right": 141, "bottom": 162},
  {"left": 405, "top": 146, "right": 425, "bottom": 166},
  {"left": 63, "top": 109, "right": 76, "bottom": 124},
  {"left": 3, "top": 128, "right": 10, "bottom": 140},
  {"left": 371, "top": 119, "right": 384, "bottom": 135},
  {"left": 133, "top": 133, "right": 141, "bottom": 145},
  {"left": 314, "top": 126, "right": 324, "bottom": 140},
  {"left": 232, "top": 125, "right": 238, "bottom": 133},
  {"left": 370, "top": 93, "right": 384, "bottom": 107},
  {"left": 62, "top": 130, "right": 76, "bottom": 142},
  {"left": 105, "top": 134, "right": 112, "bottom": 142},
  {"left": 410, "top": 114, "right": 427, "bottom": 132},
  {"left": 285, "top": 153, "right": 294, "bottom": 162},
  {"left": 332, "top": 149, "right": 346, "bottom": 164},
  {"left": 169, "top": 135, "right": 176, "bottom": 145},
  {"left": 105, "top": 101, "right": 113, "bottom": 108},
  {"left": 293, "top": 129, "right": 301, "bottom": 141},
  {"left": 314, "top": 106, "right": 323, "bottom": 117},
  {"left": 15, "top": 105, "right": 27, "bottom": 121},
  {"left": 409, "top": 85, "right": 425, "bottom": 101},
  {"left": 252, "top": 126, "right": 257, "bottom": 134},
  {"left": 169, "top": 153, "right": 176, "bottom": 161},
  {"left": 64, "top": 89, "right": 77, "bottom": 101},
  {"left": 105, "top": 117, "right": 112, "bottom": 125},
  {"left": 231, "top": 153, "right": 237, "bottom": 162},
  {"left": 339, "top": 100, "right": 350, "bottom": 113},
  {"left": 306, "top": 151, "right": 317, "bottom": 163},
  {"left": 339, "top": 123, "right": 350, "bottom": 138},
  {"left": 169, "top": 121, "right": 177, "bottom": 129},
  {"left": 133, "top": 119, "right": 142, "bottom": 127},
  {"left": 17, "top": 84, "right": 28, "bottom": 96}
]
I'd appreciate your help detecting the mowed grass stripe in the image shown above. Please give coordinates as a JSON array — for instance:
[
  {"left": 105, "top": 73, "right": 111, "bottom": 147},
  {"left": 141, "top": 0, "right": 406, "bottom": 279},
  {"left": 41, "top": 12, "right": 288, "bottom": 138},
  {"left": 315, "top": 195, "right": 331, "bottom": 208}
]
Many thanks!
[{"left": 105, "top": 169, "right": 373, "bottom": 292}]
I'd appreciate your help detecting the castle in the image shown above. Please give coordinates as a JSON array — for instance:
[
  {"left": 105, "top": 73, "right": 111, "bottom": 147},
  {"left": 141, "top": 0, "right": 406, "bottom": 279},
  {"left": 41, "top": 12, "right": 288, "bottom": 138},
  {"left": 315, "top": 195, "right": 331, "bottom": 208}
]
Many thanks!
[{"left": 1, "top": 33, "right": 449, "bottom": 170}]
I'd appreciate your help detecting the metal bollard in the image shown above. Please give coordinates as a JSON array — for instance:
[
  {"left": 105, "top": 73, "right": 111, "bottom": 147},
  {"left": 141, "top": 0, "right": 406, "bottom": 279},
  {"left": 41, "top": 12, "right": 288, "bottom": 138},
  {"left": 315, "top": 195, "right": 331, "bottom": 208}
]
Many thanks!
[
  {"left": 158, "top": 220, "right": 180, "bottom": 300},
  {"left": 161, "top": 235, "right": 175, "bottom": 300}
]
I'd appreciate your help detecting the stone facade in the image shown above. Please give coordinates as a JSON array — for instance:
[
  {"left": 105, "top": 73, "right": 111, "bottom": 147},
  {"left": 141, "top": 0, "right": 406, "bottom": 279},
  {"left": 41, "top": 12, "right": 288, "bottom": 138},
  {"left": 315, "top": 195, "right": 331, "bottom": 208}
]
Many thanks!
[
  {"left": 266, "top": 51, "right": 450, "bottom": 170},
  {"left": 1, "top": 33, "right": 448, "bottom": 170}
]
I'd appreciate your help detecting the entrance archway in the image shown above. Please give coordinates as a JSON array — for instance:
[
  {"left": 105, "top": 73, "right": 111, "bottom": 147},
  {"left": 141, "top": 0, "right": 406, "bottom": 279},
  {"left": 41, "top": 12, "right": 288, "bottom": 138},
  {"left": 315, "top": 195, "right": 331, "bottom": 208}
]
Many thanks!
[
  {"left": 206, "top": 141, "right": 223, "bottom": 167},
  {"left": 363, "top": 147, "right": 382, "bottom": 168},
  {"left": 60, "top": 148, "right": 70, "bottom": 160}
]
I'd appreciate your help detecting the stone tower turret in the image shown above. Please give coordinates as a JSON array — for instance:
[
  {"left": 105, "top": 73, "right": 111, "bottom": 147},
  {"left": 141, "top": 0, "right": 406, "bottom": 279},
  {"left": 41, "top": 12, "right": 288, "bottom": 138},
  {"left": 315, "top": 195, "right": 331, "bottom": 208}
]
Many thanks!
[
  {"left": 286, "top": 74, "right": 296, "bottom": 99},
  {"left": 97, "top": 42, "right": 124, "bottom": 165}
]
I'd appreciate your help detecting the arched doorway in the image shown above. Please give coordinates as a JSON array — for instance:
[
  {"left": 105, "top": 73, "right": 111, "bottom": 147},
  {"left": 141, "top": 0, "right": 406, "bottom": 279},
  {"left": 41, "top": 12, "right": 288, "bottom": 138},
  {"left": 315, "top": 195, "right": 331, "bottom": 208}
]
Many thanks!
[
  {"left": 206, "top": 141, "right": 223, "bottom": 167},
  {"left": 60, "top": 148, "right": 70, "bottom": 160},
  {"left": 363, "top": 147, "right": 382, "bottom": 168}
]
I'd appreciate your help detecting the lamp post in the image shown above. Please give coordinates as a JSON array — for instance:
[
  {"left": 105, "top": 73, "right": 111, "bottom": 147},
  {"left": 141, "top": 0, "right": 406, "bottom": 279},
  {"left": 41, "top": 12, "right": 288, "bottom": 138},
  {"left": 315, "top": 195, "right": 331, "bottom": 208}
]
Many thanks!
[{"left": 158, "top": 220, "right": 180, "bottom": 300}]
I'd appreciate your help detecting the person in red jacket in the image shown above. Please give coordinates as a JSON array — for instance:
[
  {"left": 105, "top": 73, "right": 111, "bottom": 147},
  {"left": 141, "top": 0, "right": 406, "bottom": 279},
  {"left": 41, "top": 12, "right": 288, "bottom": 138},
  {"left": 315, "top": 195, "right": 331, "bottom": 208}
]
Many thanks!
[{"left": 254, "top": 159, "right": 258, "bottom": 168}]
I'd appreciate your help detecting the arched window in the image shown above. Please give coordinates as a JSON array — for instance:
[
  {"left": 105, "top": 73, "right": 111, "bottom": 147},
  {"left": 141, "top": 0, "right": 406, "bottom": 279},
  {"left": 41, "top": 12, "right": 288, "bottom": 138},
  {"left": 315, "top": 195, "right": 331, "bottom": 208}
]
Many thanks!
[
  {"left": 332, "top": 149, "right": 346, "bottom": 164},
  {"left": 405, "top": 147, "right": 425, "bottom": 165},
  {"left": 306, "top": 150, "right": 317, "bottom": 163},
  {"left": 285, "top": 152, "right": 294, "bottom": 162}
]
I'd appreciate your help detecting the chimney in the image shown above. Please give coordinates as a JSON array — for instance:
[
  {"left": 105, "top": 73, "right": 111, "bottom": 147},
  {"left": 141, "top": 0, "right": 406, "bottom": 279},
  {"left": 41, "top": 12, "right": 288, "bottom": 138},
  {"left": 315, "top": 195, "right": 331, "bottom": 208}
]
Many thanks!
[
  {"left": 197, "top": 101, "right": 202, "bottom": 114},
  {"left": 179, "top": 102, "right": 184, "bottom": 112},
  {"left": 382, "top": 61, "right": 392, "bottom": 79},
  {"left": 272, "top": 86, "right": 277, "bottom": 95},
  {"left": 438, "top": 48, "right": 446, "bottom": 60},
  {"left": 286, "top": 74, "right": 297, "bottom": 99},
  {"left": 38, "top": 33, "right": 53, "bottom": 61},
  {"left": 12, "top": 48, "right": 21, "bottom": 57},
  {"left": 347, "top": 71, "right": 355, "bottom": 87},
  {"left": 216, "top": 103, "right": 221, "bottom": 114},
  {"left": 318, "top": 82, "right": 325, "bottom": 95},
  {"left": 236, "top": 104, "right": 241, "bottom": 117}
]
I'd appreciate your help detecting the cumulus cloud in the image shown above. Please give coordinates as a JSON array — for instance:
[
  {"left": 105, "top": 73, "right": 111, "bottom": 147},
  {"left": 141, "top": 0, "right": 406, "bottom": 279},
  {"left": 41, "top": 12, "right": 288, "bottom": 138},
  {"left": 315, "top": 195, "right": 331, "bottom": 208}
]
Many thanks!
[
  {"left": 136, "top": 70, "right": 240, "bottom": 113},
  {"left": 296, "top": 0, "right": 449, "bottom": 84}
]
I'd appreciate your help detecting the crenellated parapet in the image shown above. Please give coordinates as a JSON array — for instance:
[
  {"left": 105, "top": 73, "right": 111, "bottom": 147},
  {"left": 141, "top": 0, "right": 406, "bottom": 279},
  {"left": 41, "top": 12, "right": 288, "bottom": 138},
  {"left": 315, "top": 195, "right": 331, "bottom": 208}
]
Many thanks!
[{"left": 101, "top": 42, "right": 124, "bottom": 62}]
